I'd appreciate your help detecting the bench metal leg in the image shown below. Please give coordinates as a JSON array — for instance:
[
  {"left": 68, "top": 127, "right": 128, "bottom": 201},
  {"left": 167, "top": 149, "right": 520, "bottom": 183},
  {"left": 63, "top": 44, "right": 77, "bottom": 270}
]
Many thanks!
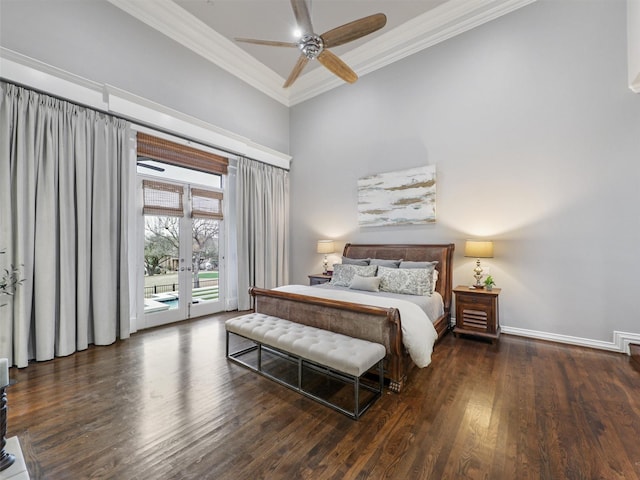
[
  {"left": 226, "top": 330, "right": 384, "bottom": 420},
  {"left": 354, "top": 376, "right": 360, "bottom": 419},
  {"left": 227, "top": 331, "right": 259, "bottom": 359}
]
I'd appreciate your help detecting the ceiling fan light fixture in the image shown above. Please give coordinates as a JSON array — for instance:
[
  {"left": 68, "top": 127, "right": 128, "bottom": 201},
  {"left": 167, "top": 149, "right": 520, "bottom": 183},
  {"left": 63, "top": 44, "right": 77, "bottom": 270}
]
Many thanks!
[{"left": 298, "top": 33, "right": 323, "bottom": 59}]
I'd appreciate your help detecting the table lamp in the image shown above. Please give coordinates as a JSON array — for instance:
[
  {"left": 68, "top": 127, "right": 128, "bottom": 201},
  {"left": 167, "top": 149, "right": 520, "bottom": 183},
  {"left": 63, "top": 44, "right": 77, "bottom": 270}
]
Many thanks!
[
  {"left": 316, "top": 240, "right": 335, "bottom": 274},
  {"left": 464, "top": 240, "right": 494, "bottom": 288}
]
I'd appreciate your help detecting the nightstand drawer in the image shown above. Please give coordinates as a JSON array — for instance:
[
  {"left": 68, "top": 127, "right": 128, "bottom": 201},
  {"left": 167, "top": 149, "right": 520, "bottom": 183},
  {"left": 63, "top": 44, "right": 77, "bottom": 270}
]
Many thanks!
[{"left": 458, "top": 294, "right": 493, "bottom": 308}]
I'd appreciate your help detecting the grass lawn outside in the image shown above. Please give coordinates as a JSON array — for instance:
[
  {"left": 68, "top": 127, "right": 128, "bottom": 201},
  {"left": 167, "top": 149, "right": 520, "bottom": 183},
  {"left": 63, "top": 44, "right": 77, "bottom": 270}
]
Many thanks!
[{"left": 197, "top": 272, "right": 219, "bottom": 280}]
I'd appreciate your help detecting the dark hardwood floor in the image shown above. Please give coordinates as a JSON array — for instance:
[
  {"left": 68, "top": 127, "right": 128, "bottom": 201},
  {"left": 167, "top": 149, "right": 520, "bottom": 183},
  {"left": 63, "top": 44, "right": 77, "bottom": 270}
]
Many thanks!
[
  {"left": 7, "top": 312, "right": 640, "bottom": 479},
  {"left": 631, "top": 343, "right": 640, "bottom": 370}
]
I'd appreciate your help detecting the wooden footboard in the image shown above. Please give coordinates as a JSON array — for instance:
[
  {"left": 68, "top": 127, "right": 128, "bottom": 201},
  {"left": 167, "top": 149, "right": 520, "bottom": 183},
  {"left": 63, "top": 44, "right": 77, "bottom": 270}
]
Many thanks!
[
  {"left": 249, "top": 243, "right": 455, "bottom": 393},
  {"left": 249, "top": 287, "right": 410, "bottom": 392}
]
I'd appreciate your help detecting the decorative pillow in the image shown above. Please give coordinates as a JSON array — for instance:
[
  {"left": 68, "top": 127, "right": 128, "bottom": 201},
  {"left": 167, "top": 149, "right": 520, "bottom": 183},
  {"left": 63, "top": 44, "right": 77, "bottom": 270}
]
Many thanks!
[
  {"left": 341, "top": 257, "right": 370, "bottom": 266},
  {"left": 377, "top": 265, "right": 434, "bottom": 296},
  {"left": 400, "top": 261, "right": 439, "bottom": 293},
  {"left": 370, "top": 258, "right": 402, "bottom": 268},
  {"left": 349, "top": 275, "right": 381, "bottom": 292},
  {"left": 399, "top": 260, "right": 438, "bottom": 269},
  {"left": 330, "top": 264, "right": 377, "bottom": 287}
]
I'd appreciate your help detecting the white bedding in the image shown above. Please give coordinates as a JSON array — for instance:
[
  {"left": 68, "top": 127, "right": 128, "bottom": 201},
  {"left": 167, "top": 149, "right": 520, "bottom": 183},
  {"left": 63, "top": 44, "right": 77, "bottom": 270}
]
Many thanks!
[
  {"left": 314, "top": 283, "right": 444, "bottom": 323},
  {"left": 273, "top": 284, "right": 439, "bottom": 368}
]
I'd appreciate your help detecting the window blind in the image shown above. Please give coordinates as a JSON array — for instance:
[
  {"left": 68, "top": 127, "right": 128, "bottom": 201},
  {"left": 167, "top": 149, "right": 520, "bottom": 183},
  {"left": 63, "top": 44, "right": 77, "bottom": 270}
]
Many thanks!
[
  {"left": 192, "top": 188, "right": 223, "bottom": 220},
  {"left": 137, "top": 132, "right": 228, "bottom": 175},
  {"left": 142, "top": 180, "right": 184, "bottom": 216}
]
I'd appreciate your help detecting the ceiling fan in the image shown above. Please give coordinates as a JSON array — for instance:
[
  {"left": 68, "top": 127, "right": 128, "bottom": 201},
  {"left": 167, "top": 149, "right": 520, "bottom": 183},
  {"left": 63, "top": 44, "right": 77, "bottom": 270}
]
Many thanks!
[{"left": 235, "top": 0, "right": 387, "bottom": 88}]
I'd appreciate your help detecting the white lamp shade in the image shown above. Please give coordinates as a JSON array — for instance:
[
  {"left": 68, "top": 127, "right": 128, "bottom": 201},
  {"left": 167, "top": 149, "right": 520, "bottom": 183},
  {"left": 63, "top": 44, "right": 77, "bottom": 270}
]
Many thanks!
[
  {"left": 464, "top": 240, "right": 494, "bottom": 258},
  {"left": 316, "top": 240, "right": 335, "bottom": 254}
]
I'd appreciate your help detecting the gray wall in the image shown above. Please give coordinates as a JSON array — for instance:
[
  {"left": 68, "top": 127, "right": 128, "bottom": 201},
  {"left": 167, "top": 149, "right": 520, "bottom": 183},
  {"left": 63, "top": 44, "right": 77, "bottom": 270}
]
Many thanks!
[
  {"left": 2, "top": 0, "right": 639, "bottom": 345},
  {"left": 0, "top": 0, "right": 289, "bottom": 154},
  {"left": 290, "top": 0, "right": 640, "bottom": 343}
]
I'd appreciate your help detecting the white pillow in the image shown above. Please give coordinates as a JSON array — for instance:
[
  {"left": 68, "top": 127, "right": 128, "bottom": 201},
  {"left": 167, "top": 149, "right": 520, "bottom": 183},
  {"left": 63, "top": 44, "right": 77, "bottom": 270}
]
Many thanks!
[
  {"left": 349, "top": 275, "right": 381, "bottom": 292},
  {"left": 330, "top": 264, "right": 377, "bottom": 287}
]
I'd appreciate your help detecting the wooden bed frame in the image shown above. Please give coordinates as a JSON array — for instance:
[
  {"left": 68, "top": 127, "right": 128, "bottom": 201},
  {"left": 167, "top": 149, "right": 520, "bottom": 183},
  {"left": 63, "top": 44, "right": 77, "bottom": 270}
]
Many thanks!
[{"left": 249, "top": 243, "right": 455, "bottom": 393}]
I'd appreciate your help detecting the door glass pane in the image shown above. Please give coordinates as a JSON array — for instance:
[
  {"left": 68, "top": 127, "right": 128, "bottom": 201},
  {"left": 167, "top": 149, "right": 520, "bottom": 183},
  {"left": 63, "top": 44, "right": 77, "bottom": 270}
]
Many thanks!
[
  {"left": 191, "top": 219, "right": 220, "bottom": 304},
  {"left": 143, "top": 215, "right": 181, "bottom": 313}
]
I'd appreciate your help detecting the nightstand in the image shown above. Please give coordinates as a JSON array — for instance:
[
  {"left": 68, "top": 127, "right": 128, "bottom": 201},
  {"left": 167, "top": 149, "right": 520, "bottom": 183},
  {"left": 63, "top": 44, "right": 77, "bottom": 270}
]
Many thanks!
[
  {"left": 308, "top": 273, "right": 332, "bottom": 286},
  {"left": 453, "top": 285, "right": 501, "bottom": 343}
]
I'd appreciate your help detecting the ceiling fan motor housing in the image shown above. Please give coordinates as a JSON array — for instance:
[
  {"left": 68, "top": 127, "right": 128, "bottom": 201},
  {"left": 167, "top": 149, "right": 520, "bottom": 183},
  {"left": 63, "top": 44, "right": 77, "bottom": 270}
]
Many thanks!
[{"left": 298, "top": 34, "right": 324, "bottom": 59}]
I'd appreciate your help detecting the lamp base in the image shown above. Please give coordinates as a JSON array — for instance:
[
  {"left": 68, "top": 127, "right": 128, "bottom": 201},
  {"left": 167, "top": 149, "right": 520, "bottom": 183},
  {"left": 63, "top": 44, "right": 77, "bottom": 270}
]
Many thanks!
[
  {"left": 0, "top": 386, "right": 15, "bottom": 472},
  {"left": 473, "top": 259, "right": 485, "bottom": 289},
  {"left": 473, "top": 284, "right": 485, "bottom": 289},
  {"left": 0, "top": 451, "right": 15, "bottom": 472}
]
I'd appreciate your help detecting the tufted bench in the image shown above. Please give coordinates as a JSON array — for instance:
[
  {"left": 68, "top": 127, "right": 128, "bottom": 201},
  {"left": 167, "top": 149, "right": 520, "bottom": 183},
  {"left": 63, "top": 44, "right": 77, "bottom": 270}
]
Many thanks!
[{"left": 225, "top": 312, "right": 386, "bottom": 419}]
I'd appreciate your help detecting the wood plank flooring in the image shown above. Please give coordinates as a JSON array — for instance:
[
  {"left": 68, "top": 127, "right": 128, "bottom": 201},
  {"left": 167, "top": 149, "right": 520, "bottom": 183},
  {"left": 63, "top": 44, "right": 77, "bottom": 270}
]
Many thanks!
[
  {"left": 6, "top": 312, "right": 640, "bottom": 480},
  {"left": 631, "top": 343, "right": 640, "bottom": 370}
]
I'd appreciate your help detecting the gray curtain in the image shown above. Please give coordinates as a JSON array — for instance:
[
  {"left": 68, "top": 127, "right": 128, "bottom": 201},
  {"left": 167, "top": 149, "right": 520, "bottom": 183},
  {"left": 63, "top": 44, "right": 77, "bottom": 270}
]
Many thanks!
[
  {"left": 236, "top": 157, "right": 289, "bottom": 310},
  {"left": 0, "top": 82, "right": 131, "bottom": 368}
]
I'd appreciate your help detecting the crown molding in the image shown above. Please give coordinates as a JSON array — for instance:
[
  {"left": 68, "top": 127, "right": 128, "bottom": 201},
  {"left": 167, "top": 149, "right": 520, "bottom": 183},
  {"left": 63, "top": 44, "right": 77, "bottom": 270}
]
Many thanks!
[
  {"left": 108, "top": 0, "right": 536, "bottom": 106},
  {"left": 0, "top": 47, "right": 107, "bottom": 109},
  {"left": 288, "top": 0, "right": 537, "bottom": 105},
  {"left": 106, "top": 0, "right": 289, "bottom": 105}
]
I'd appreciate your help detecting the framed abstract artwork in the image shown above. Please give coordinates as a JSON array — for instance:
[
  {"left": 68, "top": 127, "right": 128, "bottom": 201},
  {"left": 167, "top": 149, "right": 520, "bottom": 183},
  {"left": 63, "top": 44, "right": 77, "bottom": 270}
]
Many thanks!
[{"left": 358, "top": 165, "right": 436, "bottom": 227}]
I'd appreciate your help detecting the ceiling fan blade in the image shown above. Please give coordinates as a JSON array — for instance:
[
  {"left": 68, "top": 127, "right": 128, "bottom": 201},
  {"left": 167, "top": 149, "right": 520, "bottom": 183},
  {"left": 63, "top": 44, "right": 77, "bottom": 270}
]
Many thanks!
[
  {"left": 235, "top": 38, "right": 297, "bottom": 48},
  {"left": 317, "top": 50, "right": 358, "bottom": 84},
  {"left": 321, "top": 13, "right": 387, "bottom": 48},
  {"left": 291, "top": 0, "right": 313, "bottom": 35},
  {"left": 283, "top": 54, "right": 310, "bottom": 88}
]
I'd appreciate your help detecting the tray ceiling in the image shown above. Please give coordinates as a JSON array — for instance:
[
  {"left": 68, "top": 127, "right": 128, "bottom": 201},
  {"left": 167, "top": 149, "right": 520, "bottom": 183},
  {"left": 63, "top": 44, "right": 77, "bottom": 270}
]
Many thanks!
[{"left": 107, "top": 0, "right": 535, "bottom": 106}]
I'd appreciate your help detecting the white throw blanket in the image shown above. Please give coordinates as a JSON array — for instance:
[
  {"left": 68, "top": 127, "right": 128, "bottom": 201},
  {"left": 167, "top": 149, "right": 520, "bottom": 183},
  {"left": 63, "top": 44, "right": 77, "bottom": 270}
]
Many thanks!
[{"left": 273, "top": 285, "right": 438, "bottom": 368}]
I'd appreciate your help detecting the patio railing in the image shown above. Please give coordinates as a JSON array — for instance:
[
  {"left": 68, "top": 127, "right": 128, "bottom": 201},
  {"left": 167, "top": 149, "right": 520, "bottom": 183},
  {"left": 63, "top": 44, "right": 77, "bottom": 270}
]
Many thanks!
[{"left": 144, "top": 278, "right": 218, "bottom": 298}]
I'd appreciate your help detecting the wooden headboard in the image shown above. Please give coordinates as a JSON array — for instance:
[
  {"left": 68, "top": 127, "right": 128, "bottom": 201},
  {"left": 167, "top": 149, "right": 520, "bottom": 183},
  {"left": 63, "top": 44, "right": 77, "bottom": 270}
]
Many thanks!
[{"left": 342, "top": 243, "right": 455, "bottom": 322}]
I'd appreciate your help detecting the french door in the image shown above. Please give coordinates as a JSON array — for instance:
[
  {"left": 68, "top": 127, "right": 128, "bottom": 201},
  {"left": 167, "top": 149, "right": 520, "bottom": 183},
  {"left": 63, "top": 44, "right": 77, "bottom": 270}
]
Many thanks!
[{"left": 141, "top": 181, "right": 225, "bottom": 328}]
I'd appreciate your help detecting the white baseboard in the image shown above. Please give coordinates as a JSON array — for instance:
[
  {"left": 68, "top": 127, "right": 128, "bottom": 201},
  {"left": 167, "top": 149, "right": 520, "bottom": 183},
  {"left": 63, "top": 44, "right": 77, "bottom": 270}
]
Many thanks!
[
  {"left": 500, "top": 326, "right": 640, "bottom": 355},
  {"left": 448, "top": 318, "right": 640, "bottom": 355}
]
